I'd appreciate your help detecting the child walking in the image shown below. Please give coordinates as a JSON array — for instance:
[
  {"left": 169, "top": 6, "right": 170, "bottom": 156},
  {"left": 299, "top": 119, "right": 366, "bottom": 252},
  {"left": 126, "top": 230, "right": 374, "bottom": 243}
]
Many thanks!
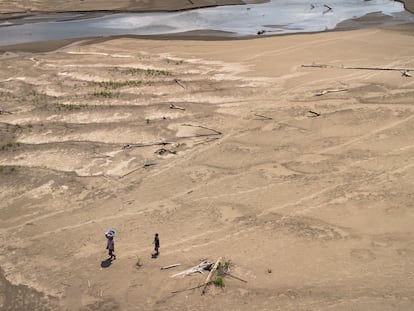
[{"left": 153, "top": 233, "right": 160, "bottom": 257}]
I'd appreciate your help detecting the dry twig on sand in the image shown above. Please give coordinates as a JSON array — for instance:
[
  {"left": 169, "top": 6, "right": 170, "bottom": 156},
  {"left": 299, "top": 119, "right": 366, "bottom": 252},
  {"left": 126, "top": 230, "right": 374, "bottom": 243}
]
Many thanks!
[
  {"left": 224, "top": 273, "right": 248, "bottom": 283},
  {"left": 122, "top": 141, "right": 173, "bottom": 149},
  {"left": 174, "top": 79, "right": 186, "bottom": 89},
  {"left": 253, "top": 113, "right": 273, "bottom": 120},
  {"left": 314, "top": 88, "right": 348, "bottom": 96},
  {"left": 182, "top": 124, "right": 222, "bottom": 135},
  {"left": 308, "top": 110, "right": 321, "bottom": 117},
  {"left": 169, "top": 104, "right": 186, "bottom": 111},
  {"left": 161, "top": 264, "right": 181, "bottom": 270}
]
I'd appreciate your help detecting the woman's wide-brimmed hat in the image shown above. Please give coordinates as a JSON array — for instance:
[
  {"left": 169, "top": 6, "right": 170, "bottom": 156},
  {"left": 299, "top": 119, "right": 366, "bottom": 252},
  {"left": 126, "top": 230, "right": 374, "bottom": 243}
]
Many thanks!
[{"left": 105, "top": 229, "right": 116, "bottom": 238}]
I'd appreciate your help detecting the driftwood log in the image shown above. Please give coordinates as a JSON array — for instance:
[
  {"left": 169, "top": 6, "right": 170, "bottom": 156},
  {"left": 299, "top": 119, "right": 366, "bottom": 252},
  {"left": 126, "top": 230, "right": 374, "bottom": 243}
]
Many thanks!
[
  {"left": 123, "top": 141, "right": 173, "bottom": 149},
  {"left": 201, "top": 257, "right": 222, "bottom": 295},
  {"left": 314, "top": 88, "right": 348, "bottom": 96},
  {"left": 169, "top": 104, "right": 186, "bottom": 111},
  {"left": 254, "top": 113, "right": 273, "bottom": 120},
  {"left": 302, "top": 64, "right": 414, "bottom": 72},
  {"left": 171, "top": 261, "right": 213, "bottom": 278},
  {"left": 161, "top": 263, "right": 181, "bottom": 270}
]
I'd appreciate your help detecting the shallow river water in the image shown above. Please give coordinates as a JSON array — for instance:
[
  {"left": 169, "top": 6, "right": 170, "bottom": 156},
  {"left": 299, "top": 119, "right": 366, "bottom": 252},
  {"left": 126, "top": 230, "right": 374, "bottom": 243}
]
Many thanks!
[{"left": 0, "top": 0, "right": 413, "bottom": 46}]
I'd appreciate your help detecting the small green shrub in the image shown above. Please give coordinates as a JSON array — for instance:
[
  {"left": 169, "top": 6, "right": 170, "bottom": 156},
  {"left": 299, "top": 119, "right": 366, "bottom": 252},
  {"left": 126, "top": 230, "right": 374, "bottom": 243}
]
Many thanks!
[
  {"left": 135, "top": 257, "right": 143, "bottom": 268},
  {"left": 92, "top": 90, "right": 113, "bottom": 98},
  {"left": 213, "top": 276, "right": 225, "bottom": 288}
]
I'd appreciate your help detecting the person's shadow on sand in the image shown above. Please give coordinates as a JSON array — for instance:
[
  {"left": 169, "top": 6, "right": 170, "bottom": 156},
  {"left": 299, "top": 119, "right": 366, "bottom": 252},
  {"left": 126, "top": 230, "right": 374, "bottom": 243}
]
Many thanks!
[{"left": 101, "top": 258, "right": 113, "bottom": 268}]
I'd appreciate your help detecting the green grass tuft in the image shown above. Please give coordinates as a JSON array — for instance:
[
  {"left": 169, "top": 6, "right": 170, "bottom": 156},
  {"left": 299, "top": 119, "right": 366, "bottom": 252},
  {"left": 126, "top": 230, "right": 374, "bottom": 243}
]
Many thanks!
[
  {"left": 92, "top": 90, "right": 113, "bottom": 98},
  {"left": 213, "top": 276, "right": 225, "bottom": 288},
  {"left": 56, "top": 103, "right": 87, "bottom": 111},
  {"left": 126, "top": 68, "right": 171, "bottom": 76}
]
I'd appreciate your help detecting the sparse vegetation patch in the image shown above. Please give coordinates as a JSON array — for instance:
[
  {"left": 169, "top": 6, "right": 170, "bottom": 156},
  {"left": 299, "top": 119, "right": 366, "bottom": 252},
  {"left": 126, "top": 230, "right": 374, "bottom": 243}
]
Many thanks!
[
  {"left": 95, "top": 80, "right": 151, "bottom": 90},
  {"left": 0, "top": 141, "right": 21, "bottom": 150},
  {"left": 56, "top": 103, "right": 87, "bottom": 111},
  {"left": 92, "top": 90, "right": 113, "bottom": 98},
  {"left": 126, "top": 68, "right": 171, "bottom": 76}
]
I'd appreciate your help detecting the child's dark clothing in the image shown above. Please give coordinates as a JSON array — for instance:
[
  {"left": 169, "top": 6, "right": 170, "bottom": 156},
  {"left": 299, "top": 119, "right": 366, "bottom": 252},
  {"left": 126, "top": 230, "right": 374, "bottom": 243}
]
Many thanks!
[{"left": 154, "top": 235, "right": 160, "bottom": 254}]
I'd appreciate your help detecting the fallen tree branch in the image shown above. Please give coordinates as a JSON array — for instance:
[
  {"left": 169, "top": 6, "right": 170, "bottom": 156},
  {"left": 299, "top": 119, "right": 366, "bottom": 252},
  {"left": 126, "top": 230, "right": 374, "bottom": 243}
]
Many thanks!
[
  {"left": 169, "top": 104, "right": 186, "bottom": 111},
  {"left": 402, "top": 70, "right": 412, "bottom": 77},
  {"left": 323, "top": 4, "right": 333, "bottom": 14},
  {"left": 143, "top": 162, "right": 156, "bottom": 168},
  {"left": 154, "top": 148, "right": 176, "bottom": 155},
  {"left": 314, "top": 88, "right": 348, "bottom": 96},
  {"left": 308, "top": 110, "right": 321, "bottom": 117},
  {"left": 171, "top": 261, "right": 213, "bottom": 278},
  {"left": 123, "top": 141, "right": 173, "bottom": 149},
  {"left": 224, "top": 273, "right": 248, "bottom": 283},
  {"left": 161, "top": 264, "right": 181, "bottom": 270},
  {"left": 253, "top": 113, "right": 273, "bottom": 120},
  {"left": 182, "top": 124, "right": 222, "bottom": 135},
  {"left": 202, "top": 257, "right": 222, "bottom": 295},
  {"left": 174, "top": 79, "right": 186, "bottom": 89},
  {"left": 302, "top": 64, "right": 414, "bottom": 72}
]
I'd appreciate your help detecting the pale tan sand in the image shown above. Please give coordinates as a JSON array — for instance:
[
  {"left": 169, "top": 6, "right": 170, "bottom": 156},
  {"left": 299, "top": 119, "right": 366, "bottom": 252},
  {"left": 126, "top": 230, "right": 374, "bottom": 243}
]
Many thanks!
[{"left": 1, "top": 18, "right": 414, "bottom": 311}]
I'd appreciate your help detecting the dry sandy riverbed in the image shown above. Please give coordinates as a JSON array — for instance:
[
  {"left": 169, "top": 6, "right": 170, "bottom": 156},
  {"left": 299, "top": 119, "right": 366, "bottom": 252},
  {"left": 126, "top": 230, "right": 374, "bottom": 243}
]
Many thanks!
[{"left": 1, "top": 11, "right": 414, "bottom": 311}]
